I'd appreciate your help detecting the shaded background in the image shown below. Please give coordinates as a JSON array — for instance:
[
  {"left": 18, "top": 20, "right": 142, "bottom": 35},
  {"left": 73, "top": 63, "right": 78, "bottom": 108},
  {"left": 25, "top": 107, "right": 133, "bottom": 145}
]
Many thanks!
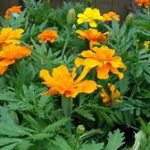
[{"left": 0, "top": 0, "right": 135, "bottom": 20}]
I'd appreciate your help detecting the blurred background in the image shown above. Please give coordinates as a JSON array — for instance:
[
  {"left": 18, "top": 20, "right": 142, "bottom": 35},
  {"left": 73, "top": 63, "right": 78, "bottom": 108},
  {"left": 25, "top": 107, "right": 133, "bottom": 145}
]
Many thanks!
[{"left": 0, "top": 0, "right": 135, "bottom": 20}]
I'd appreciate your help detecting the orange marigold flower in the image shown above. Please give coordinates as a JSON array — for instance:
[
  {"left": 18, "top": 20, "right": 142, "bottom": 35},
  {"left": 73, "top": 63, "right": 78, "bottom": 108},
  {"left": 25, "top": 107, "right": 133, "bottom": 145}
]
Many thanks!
[
  {"left": 39, "top": 65, "right": 97, "bottom": 98},
  {"left": 135, "top": 0, "right": 150, "bottom": 8},
  {"left": 77, "top": 7, "right": 104, "bottom": 27},
  {"left": 100, "top": 83, "right": 121, "bottom": 105},
  {"left": 0, "top": 45, "right": 32, "bottom": 74},
  {"left": 5, "top": 6, "right": 22, "bottom": 19},
  {"left": 102, "top": 11, "right": 120, "bottom": 22},
  {"left": 75, "top": 46, "right": 126, "bottom": 80},
  {"left": 0, "top": 28, "right": 24, "bottom": 47},
  {"left": 38, "top": 30, "right": 58, "bottom": 43},
  {"left": 76, "top": 28, "right": 107, "bottom": 48}
]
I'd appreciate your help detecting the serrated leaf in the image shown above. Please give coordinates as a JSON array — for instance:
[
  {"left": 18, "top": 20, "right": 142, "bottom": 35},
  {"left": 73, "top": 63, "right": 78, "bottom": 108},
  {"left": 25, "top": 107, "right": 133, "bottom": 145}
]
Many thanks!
[{"left": 104, "top": 129, "right": 125, "bottom": 150}]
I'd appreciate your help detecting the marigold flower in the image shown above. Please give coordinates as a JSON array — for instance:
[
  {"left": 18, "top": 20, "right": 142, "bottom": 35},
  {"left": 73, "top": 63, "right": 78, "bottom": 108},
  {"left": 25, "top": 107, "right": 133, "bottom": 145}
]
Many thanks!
[
  {"left": 77, "top": 8, "right": 104, "bottom": 27},
  {"left": 39, "top": 65, "right": 97, "bottom": 98},
  {"left": 135, "top": 0, "right": 150, "bottom": 8},
  {"left": 0, "top": 45, "right": 32, "bottom": 74},
  {"left": 38, "top": 30, "right": 58, "bottom": 43},
  {"left": 5, "top": 6, "right": 22, "bottom": 19},
  {"left": 102, "top": 11, "right": 120, "bottom": 22},
  {"left": 100, "top": 83, "right": 121, "bottom": 105},
  {"left": 0, "top": 28, "right": 24, "bottom": 47},
  {"left": 75, "top": 46, "right": 126, "bottom": 80},
  {"left": 76, "top": 28, "right": 107, "bottom": 48}
]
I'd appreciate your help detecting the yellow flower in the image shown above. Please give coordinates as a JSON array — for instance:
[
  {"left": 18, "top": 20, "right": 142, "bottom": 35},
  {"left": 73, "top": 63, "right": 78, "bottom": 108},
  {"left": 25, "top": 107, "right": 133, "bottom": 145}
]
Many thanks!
[
  {"left": 76, "top": 28, "right": 107, "bottom": 48},
  {"left": 102, "top": 11, "right": 120, "bottom": 22},
  {"left": 144, "top": 41, "right": 150, "bottom": 49},
  {"left": 75, "top": 46, "right": 126, "bottom": 80},
  {"left": 38, "top": 30, "right": 58, "bottom": 43},
  {"left": 100, "top": 83, "right": 121, "bottom": 105},
  {"left": 0, "top": 28, "right": 24, "bottom": 47},
  {"left": 39, "top": 65, "right": 97, "bottom": 98},
  {"left": 0, "top": 45, "right": 32, "bottom": 74},
  {"left": 5, "top": 6, "right": 22, "bottom": 19},
  {"left": 135, "top": 0, "right": 150, "bottom": 8},
  {"left": 77, "top": 8, "right": 104, "bottom": 27}
]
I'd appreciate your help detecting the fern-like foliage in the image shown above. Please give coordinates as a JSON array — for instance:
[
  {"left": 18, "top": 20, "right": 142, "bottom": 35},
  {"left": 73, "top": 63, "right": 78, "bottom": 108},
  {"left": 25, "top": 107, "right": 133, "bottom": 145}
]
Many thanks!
[{"left": 104, "top": 129, "right": 125, "bottom": 150}]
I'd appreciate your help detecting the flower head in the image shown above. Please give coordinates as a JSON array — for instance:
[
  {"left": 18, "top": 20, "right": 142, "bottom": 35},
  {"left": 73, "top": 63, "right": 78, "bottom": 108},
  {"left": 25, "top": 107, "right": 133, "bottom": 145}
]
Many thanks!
[
  {"left": 0, "top": 27, "right": 31, "bottom": 75},
  {"left": 38, "top": 30, "right": 58, "bottom": 43},
  {"left": 100, "top": 83, "right": 121, "bottom": 105},
  {"left": 75, "top": 46, "right": 126, "bottom": 80},
  {"left": 39, "top": 65, "right": 97, "bottom": 98},
  {"left": 5, "top": 6, "right": 22, "bottom": 19},
  {"left": 76, "top": 28, "right": 107, "bottom": 48},
  {"left": 0, "top": 28, "right": 24, "bottom": 47},
  {"left": 0, "top": 45, "right": 31, "bottom": 74},
  {"left": 102, "top": 11, "right": 120, "bottom": 22},
  {"left": 135, "top": 0, "right": 150, "bottom": 8},
  {"left": 77, "top": 8, "right": 104, "bottom": 27}
]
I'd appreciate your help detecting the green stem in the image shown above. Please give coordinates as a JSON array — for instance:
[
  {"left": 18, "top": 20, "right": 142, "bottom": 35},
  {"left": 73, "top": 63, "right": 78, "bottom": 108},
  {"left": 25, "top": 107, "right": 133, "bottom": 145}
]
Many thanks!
[
  {"left": 61, "top": 27, "right": 71, "bottom": 58},
  {"left": 61, "top": 96, "right": 73, "bottom": 134}
]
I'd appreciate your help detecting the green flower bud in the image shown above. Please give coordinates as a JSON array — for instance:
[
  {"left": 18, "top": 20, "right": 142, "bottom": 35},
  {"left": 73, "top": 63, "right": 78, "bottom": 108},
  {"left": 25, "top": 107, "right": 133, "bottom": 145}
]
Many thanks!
[
  {"left": 67, "top": 8, "right": 76, "bottom": 26},
  {"left": 76, "top": 125, "right": 85, "bottom": 135},
  {"left": 86, "top": 0, "right": 92, "bottom": 5},
  {"left": 125, "top": 13, "right": 134, "bottom": 26}
]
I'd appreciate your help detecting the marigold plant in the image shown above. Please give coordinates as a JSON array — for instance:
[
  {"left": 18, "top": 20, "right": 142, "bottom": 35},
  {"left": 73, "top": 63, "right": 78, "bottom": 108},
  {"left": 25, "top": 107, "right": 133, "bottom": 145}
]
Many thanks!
[
  {"left": 75, "top": 46, "right": 126, "bottom": 79},
  {"left": 76, "top": 28, "right": 107, "bottom": 48},
  {"left": 39, "top": 65, "right": 97, "bottom": 98},
  {"left": 100, "top": 83, "right": 121, "bottom": 105},
  {"left": 4, "top": 5, "right": 22, "bottom": 19},
  {"left": 38, "top": 29, "right": 58, "bottom": 43},
  {"left": 77, "top": 7, "right": 104, "bottom": 27}
]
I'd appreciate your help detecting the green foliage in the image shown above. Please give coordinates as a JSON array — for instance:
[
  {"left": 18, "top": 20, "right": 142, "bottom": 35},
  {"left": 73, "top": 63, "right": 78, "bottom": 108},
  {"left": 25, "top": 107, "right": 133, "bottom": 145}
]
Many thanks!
[
  {"left": 0, "top": 0, "right": 150, "bottom": 149},
  {"left": 104, "top": 129, "right": 125, "bottom": 150}
]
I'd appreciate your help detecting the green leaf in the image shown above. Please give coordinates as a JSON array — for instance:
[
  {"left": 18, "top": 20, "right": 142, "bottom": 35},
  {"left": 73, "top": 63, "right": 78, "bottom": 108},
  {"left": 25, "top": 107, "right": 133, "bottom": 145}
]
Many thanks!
[
  {"left": 0, "top": 107, "right": 29, "bottom": 137},
  {"left": 75, "top": 108, "right": 95, "bottom": 121},
  {"left": 104, "top": 129, "right": 125, "bottom": 150},
  {"left": 50, "top": 136, "right": 72, "bottom": 150},
  {"left": 79, "top": 129, "right": 103, "bottom": 141},
  {"left": 80, "top": 141, "right": 104, "bottom": 150},
  {"left": 0, "top": 143, "right": 18, "bottom": 150}
]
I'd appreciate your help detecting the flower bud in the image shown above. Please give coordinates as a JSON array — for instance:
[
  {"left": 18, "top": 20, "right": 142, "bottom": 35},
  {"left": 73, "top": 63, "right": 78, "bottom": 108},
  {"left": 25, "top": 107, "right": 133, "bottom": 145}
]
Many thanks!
[
  {"left": 67, "top": 8, "right": 76, "bottom": 26},
  {"left": 125, "top": 13, "right": 134, "bottom": 26},
  {"left": 76, "top": 125, "right": 85, "bottom": 135},
  {"left": 86, "top": 0, "right": 92, "bottom": 5}
]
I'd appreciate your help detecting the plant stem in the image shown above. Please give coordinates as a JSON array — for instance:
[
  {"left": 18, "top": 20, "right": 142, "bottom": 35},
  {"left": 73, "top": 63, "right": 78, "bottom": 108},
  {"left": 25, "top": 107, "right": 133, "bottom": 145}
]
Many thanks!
[
  {"left": 61, "top": 96, "right": 73, "bottom": 134},
  {"left": 61, "top": 27, "right": 71, "bottom": 58}
]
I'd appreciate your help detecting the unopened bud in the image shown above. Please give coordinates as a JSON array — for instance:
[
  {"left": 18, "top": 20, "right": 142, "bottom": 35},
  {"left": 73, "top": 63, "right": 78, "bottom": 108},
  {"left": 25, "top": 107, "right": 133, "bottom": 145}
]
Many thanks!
[
  {"left": 67, "top": 8, "right": 76, "bottom": 26},
  {"left": 125, "top": 13, "right": 134, "bottom": 26},
  {"left": 86, "top": 0, "right": 92, "bottom": 5},
  {"left": 76, "top": 125, "right": 85, "bottom": 135}
]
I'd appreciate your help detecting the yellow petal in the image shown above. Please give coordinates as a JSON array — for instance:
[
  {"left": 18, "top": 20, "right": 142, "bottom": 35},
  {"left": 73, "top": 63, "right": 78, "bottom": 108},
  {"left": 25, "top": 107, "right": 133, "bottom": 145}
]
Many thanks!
[
  {"left": 75, "top": 57, "right": 84, "bottom": 67},
  {"left": 100, "top": 89, "right": 111, "bottom": 104},
  {"left": 109, "top": 66, "right": 124, "bottom": 79},
  {"left": 76, "top": 80, "right": 97, "bottom": 94},
  {"left": 39, "top": 69, "right": 53, "bottom": 87},
  {"left": 76, "top": 67, "right": 90, "bottom": 82},
  {"left": 80, "top": 50, "right": 97, "bottom": 58},
  {"left": 83, "top": 58, "right": 100, "bottom": 68},
  {"left": 97, "top": 65, "right": 110, "bottom": 79},
  {"left": 89, "top": 21, "right": 97, "bottom": 27}
]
